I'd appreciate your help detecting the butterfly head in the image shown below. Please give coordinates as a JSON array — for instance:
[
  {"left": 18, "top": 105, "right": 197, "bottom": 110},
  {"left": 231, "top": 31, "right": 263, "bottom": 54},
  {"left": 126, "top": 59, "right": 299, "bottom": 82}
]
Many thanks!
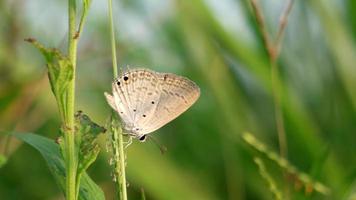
[{"left": 122, "top": 124, "right": 147, "bottom": 142}]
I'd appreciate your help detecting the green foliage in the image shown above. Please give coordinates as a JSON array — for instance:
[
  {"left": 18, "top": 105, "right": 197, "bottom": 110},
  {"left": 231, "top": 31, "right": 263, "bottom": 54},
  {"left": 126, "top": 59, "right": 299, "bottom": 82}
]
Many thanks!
[
  {"left": 75, "top": 111, "right": 105, "bottom": 176},
  {"left": 254, "top": 157, "right": 283, "bottom": 200},
  {"left": 74, "top": 110, "right": 106, "bottom": 194},
  {"left": 107, "top": 114, "right": 128, "bottom": 200},
  {"left": 77, "top": 0, "right": 92, "bottom": 39},
  {"left": 24, "top": 38, "right": 73, "bottom": 122},
  {"left": 22, "top": 0, "right": 95, "bottom": 199},
  {"left": 1, "top": 0, "right": 356, "bottom": 199},
  {"left": 243, "top": 132, "right": 330, "bottom": 195},
  {"left": 13, "top": 132, "right": 105, "bottom": 200}
]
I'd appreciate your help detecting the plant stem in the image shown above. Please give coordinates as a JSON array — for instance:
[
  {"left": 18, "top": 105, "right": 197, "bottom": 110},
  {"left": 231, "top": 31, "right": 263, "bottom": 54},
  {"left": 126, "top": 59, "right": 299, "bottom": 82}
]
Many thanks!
[
  {"left": 65, "top": 0, "right": 78, "bottom": 199},
  {"left": 117, "top": 133, "right": 127, "bottom": 200},
  {"left": 275, "top": 0, "right": 295, "bottom": 56},
  {"left": 254, "top": 157, "right": 283, "bottom": 200},
  {"left": 270, "top": 0, "right": 295, "bottom": 160},
  {"left": 250, "top": 0, "right": 274, "bottom": 57},
  {"left": 270, "top": 60, "right": 287, "bottom": 159},
  {"left": 64, "top": 128, "right": 77, "bottom": 200},
  {"left": 108, "top": 0, "right": 118, "bottom": 78},
  {"left": 249, "top": 1, "right": 295, "bottom": 198},
  {"left": 249, "top": 0, "right": 294, "bottom": 159},
  {"left": 108, "top": 0, "right": 128, "bottom": 199},
  {"left": 112, "top": 122, "right": 128, "bottom": 200}
]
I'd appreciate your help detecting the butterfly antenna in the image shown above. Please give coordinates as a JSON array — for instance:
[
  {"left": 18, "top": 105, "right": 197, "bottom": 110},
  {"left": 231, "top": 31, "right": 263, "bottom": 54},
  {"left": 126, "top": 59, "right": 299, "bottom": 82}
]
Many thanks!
[
  {"left": 118, "top": 66, "right": 123, "bottom": 76},
  {"left": 123, "top": 64, "right": 130, "bottom": 74},
  {"left": 147, "top": 135, "right": 167, "bottom": 154}
]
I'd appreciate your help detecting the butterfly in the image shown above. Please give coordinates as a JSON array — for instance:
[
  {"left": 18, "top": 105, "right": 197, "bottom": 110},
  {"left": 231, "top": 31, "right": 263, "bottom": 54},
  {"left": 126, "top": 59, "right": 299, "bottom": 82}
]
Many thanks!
[{"left": 104, "top": 68, "right": 200, "bottom": 141}]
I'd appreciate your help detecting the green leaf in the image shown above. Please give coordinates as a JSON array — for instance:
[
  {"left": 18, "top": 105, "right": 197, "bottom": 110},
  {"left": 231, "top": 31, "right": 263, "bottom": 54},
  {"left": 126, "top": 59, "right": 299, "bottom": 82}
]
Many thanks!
[
  {"left": 75, "top": 111, "right": 106, "bottom": 176},
  {"left": 74, "top": 111, "right": 106, "bottom": 196},
  {"left": 254, "top": 157, "right": 283, "bottom": 200},
  {"left": 76, "top": 0, "right": 92, "bottom": 39},
  {"left": 13, "top": 132, "right": 105, "bottom": 200},
  {"left": 24, "top": 39, "right": 73, "bottom": 119},
  {"left": 242, "top": 132, "right": 331, "bottom": 195}
]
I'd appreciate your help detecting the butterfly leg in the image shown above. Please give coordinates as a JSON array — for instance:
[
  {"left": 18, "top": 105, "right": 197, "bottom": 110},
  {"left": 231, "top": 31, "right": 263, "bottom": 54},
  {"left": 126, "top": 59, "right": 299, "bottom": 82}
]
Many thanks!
[{"left": 124, "top": 136, "right": 133, "bottom": 148}]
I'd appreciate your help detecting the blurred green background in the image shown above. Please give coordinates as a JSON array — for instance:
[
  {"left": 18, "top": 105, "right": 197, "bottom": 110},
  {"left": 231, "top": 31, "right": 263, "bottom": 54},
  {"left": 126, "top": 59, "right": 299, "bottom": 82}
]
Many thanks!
[{"left": 1, "top": 0, "right": 356, "bottom": 199}]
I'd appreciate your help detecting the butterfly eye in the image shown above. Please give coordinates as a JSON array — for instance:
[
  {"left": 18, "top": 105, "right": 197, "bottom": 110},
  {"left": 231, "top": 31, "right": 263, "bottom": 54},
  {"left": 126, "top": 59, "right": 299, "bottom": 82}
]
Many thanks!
[{"left": 139, "top": 135, "right": 146, "bottom": 142}]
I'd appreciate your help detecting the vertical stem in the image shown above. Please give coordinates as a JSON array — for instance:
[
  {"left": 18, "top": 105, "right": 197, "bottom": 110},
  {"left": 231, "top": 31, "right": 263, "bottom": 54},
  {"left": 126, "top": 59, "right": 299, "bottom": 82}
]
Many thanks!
[
  {"left": 269, "top": 0, "right": 295, "bottom": 160},
  {"left": 64, "top": 126, "right": 77, "bottom": 200},
  {"left": 249, "top": 0, "right": 294, "bottom": 160},
  {"left": 117, "top": 132, "right": 127, "bottom": 200},
  {"left": 112, "top": 122, "right": 128, "bottom": 200},
  {"left": 65, "top": 0, "right": 78, "bottom": 199},
  {"left": 108, "top": 0, "right": 118, "bottom": 78},
  {"left": 275, "top": 0, "right": 295, "bottom": 56},
  {"left": 108, "top": 0, "right": 128, "bottom": 199},
  {"left": 250, "top": 0, "right": 274, "bottom": 56},
  {"left": 270, "top": 60, "right": 287, "bottom": 159}
]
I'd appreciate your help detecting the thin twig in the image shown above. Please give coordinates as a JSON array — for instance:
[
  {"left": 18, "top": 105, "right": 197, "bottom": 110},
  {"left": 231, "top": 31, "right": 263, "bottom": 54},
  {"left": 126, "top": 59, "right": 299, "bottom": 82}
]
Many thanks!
[
  {"left": 250, "top": 0, "right": 274, "bottom": 58},
  {"left": 254, "top": 157, "right": 283, "bottom": 200},
  {"left": 271, "top": 0, "right": 295, "bottom": 161},
  {"left": 275, "top": 0, "right": 295, "bottom": 59},
  {"left": 249, "top": 0, "right": 295, "bottom": 161},
  {"left": 249, "top": 1, "right": 295, "bottom": 198},
  {"left": 270, "top": 61, "right": 288, "bottom": 160},
  {"left": 243, "top": 133, "right": 331, "bottom": 195},
  {"left": 108, "top": 0, "right": 118, "bottom": 78}
]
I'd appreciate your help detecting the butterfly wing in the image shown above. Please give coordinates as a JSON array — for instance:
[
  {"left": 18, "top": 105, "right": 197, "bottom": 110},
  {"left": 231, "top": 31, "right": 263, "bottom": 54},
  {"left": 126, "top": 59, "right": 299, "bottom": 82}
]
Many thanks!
[
  {"left": 140, "top": 72, "right": 200, "bottom": 134},
  {"left": 106, "top": 68, "right": 162, "bottom": 135},
  {"left": 105, "top": 80, "right": 133, "bottom": 128},
  {"left": 123, "top": 69, "right": 162, "bottom": 134}
]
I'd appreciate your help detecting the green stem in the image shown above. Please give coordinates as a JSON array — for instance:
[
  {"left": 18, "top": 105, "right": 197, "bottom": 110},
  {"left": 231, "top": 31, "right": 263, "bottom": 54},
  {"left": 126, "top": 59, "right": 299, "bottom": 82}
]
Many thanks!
[
  {"left": 254, "top": 157, "right": 283, "bottom": 200},
  {"left": 249, "top": 0, "right": 291, "bottom": 160},
  {"left": 117, "top": 132, "right": 127, "bottom": 200},
  {"left": 270, "top": 60, "right": 288, "bottom": 160},
  {"left": 64, "top": 128, "right": 77, "bottom": 200},
  {"left": 65, "top": 0, "right": 78, "bottom": 199},
  {"left": 108, "top": 0, "right": 127, "bottom": 199},
  {"left": 271, "top": 51, "right": 289, "bottom": 200},
  {"left": 108, "top": 0, "right": 118, "bottom": 78},
  {"left": 112, "top": 122, "right": 128, "bottom": 200},
  {"left": 271, "top": 0, "right": 295, "bottom": 159}
]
